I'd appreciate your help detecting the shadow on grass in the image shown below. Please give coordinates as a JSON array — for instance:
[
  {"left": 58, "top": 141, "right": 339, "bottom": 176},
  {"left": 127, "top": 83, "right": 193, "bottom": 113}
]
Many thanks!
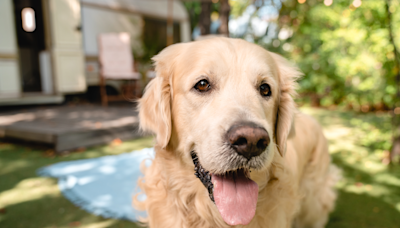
[
  {"left": 306, "top": 108, "right": 392, "bottom": 152},
  {"left": 327, "top": 191, "right": 400, "bottom": 228},
  {"left": 300, "top": 108, "right": 400, "bottom": 227},
  {"left": 306, "top": 108, "right": 390, "bottom": 130},
  {"left": 0, "top": 137, "right": 154, "bottom": 228},
  {"left": 326, "top": 153, "right": 400, "bottom": 228},
  {"left": 0, "top": 144, "right": 126, "bottom": 192},
  {"left": 2, "top": 108, "right": 400, "bottom": 227},
  {"left": 331, "top": 153, "right": 375, "bottom": 183},
  {"left": 0, "top": 195, "right": 141, "bottom": 228}
]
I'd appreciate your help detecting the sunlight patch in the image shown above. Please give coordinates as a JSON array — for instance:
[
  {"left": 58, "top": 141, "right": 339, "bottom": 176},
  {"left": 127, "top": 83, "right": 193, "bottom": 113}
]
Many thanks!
[
  {"left": 374, "top": 174, "right": 400, "bottom": 187},
  {"left": 396, "top": 203, "right": 400, "bottom": 213},
  {"left": 80, "top": 220, "right": 116, "bottom": 228},
  {"left": 0, "top": 177, "right": 59, "bottom": 208}
]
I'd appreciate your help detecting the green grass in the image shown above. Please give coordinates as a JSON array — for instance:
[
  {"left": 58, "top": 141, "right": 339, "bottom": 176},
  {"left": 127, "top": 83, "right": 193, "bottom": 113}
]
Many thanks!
[
  {"left": 0, "top": 137, "right": 154, "bottom": 228},
  {"left": 1, "top": 108, "right": 400, "bottom": 228},
  {"left": 301, "top": 107, "right": 400, "bottom": 228}
]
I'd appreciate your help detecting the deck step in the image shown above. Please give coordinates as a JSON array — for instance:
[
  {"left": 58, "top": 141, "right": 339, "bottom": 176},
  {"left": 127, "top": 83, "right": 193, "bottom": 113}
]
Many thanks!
[{"left": 0, "top": 105, "right": 143, "bottom": 152}]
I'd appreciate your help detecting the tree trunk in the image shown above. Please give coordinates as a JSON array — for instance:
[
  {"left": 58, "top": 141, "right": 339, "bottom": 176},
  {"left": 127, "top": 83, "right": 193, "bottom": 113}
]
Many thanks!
[
  {"left": 310, "top": 94, "right": 321, "bottom": 107},
  {"left": 391, "top": 135, "right": 400, "bottom": 163},
  {"left": 218, "top": 0, "right": 230, "bottom": 36},
  {"left": 199, "top": 1, "right": 212, "bottom": 35},
  {"left": 386, "top": 0, "right": 400, "bottom": 164}
]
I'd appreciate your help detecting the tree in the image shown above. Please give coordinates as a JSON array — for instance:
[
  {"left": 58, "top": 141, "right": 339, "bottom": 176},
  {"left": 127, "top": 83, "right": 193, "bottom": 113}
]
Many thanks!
[
  {"left": 219, "top": 0, "right": 231, "bottom": 36},
  {"left": 199, "top": 1, "right": 212, "bottom": 35},
  {"left": 183, "top": 0, "right": 231, "bottom": 37},
  {"left": 386, "top": 0, "right": 400, "bottom": 163}
]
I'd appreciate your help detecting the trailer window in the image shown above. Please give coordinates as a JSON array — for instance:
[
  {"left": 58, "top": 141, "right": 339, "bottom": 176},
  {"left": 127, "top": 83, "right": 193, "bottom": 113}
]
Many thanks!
[{"left": 21, "top": 7, "right": 36, "bottom": 32}]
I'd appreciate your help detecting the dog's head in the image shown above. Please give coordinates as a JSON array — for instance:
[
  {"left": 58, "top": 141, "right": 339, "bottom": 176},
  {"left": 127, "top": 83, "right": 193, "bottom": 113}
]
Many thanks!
[{"left": 138, "top": 38, "right": 301, "bottom": 225}]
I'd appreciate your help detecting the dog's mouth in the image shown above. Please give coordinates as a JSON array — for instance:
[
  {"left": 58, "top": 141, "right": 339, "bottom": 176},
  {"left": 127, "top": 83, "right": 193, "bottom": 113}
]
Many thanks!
[{"left": 191, "top": 152, "right": 259, "bottom": 226}]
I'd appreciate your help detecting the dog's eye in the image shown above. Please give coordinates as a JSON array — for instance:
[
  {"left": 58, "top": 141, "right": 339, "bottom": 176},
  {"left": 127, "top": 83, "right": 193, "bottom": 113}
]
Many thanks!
[
  {"left": 259, "top": 83, "right": 271, "bottom": 97},
  {"left": 194, "top": 79, "right": 211, "bottom": 92}
]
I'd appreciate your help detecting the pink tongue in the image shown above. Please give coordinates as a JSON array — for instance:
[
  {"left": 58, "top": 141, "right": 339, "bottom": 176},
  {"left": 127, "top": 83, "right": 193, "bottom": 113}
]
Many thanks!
[{"left": 212, "top": 171, "right": 259, "bottom": 226}]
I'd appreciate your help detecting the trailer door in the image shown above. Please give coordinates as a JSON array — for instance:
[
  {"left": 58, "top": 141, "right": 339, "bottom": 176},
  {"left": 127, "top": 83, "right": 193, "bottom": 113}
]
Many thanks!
[
  {"left": 48, "top": 0, "right": 86, "bottom": 93},
  {"left": 0, "top": 0, "right": 21, "bottom": 98}
]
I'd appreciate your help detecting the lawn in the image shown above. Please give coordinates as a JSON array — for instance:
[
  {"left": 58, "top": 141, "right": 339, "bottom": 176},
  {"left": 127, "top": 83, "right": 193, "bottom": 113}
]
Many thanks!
[
  {"left": 0, "top": 137, "right": 154, "bottom": 228},
  {"left": 301, "top": 107, "right": 400, "bottom": 228},
  {"left": 1, "top": 107, "right": 400, "bottom": 228}
]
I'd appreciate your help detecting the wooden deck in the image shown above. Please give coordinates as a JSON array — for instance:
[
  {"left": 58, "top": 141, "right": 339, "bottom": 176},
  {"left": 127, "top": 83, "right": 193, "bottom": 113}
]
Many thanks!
[{"left": 0, "top": 104, "right": 143, "bottom": 152}]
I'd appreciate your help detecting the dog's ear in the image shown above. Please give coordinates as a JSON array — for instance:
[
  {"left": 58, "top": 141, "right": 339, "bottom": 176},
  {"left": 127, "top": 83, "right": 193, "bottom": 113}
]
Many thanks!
[
  {"left": 138, "top": 43, "right": 184, "bottom": 148},
  {"left": 270, "top": 52, "right": 302, "bottom": 157}
]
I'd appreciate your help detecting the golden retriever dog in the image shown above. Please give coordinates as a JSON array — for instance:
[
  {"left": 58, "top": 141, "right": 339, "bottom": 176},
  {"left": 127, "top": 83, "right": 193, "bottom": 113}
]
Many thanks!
[{"left": 134, "top": 37, "right": 340, "bottom": 228}]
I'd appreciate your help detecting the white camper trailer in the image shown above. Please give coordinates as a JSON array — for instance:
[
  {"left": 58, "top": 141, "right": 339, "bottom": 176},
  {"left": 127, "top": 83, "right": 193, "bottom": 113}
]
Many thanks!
[{"left": 0, "top": 0, "right": 190, "bottom": 106}]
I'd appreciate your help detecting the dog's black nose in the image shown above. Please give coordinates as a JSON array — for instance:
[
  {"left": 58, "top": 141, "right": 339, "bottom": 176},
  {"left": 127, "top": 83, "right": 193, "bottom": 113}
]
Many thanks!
[{"left": 227, "top": 122, "right": 270, "bottom": 160}]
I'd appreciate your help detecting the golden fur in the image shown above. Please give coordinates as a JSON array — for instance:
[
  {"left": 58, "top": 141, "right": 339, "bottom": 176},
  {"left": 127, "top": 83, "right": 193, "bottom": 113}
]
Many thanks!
[{"left": 134, "top": 38, "right": 340, "bottom": 228}]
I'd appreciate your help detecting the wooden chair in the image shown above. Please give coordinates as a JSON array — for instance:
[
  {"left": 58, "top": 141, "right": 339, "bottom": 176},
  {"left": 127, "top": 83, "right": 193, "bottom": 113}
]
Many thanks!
[{"left": 98, "top": 33, "right": 141, "bottom": 106}]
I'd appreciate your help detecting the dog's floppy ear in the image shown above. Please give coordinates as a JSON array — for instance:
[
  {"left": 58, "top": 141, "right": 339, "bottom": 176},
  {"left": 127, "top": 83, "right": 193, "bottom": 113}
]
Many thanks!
[
  {"left": 138, "top": 43, "right": 184, "bottom": 148},
  {"left": 270, "top": 52, "right": 302, "bottom": 157}
]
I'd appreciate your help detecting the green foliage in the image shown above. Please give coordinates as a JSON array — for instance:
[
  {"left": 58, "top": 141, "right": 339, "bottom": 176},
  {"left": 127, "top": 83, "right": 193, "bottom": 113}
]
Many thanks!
[
  {"left": 273, "top": 0, "right": 400, "bottom": 110},
  {"left": 230, "top": 0, "right": 252, "bottom": 18}
]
